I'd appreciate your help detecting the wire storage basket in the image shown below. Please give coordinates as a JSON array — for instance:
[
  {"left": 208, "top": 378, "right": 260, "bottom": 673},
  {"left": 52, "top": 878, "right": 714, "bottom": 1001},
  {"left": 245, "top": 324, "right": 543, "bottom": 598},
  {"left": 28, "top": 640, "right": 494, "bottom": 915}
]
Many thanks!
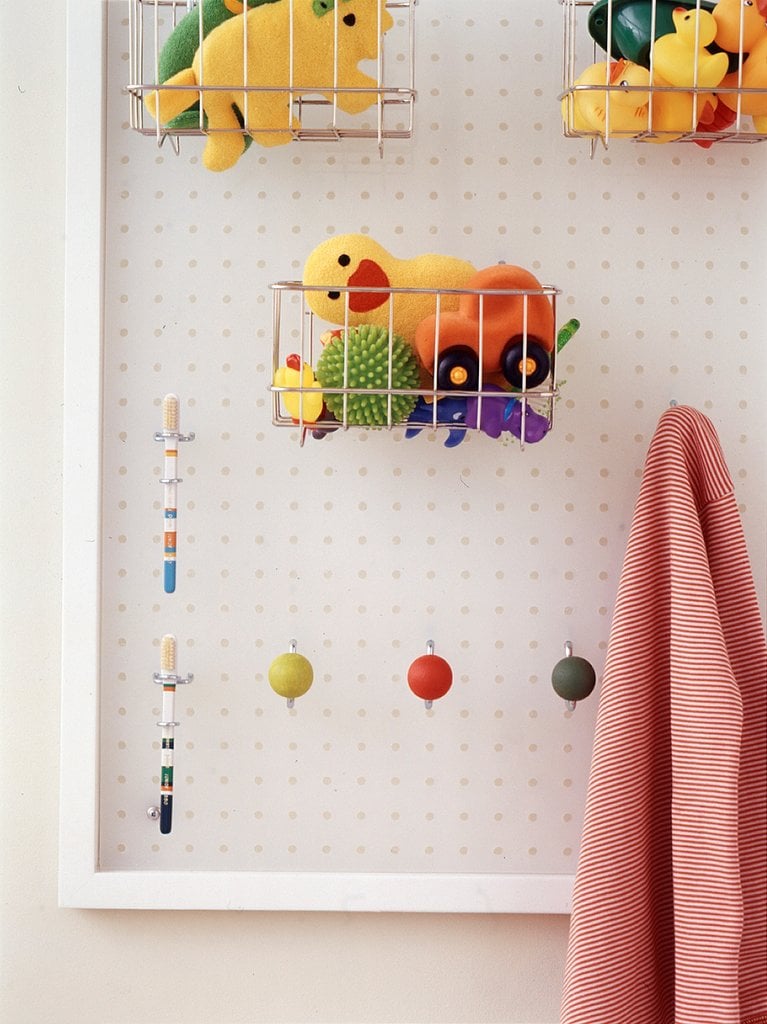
[
  {"left": 128, "top": 0, "right": 416, "bottom": 166},
  {"left": 269, "top": 278, "right": 570, "bottom": 450},
  {"left": 561, "top": 0, "right": 767, "bottom": 148}
]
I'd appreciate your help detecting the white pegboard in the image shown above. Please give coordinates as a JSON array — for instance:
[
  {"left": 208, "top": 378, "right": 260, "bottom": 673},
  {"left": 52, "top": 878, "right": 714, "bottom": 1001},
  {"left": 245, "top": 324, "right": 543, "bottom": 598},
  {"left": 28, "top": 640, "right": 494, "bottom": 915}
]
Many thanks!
[{"left": 61, "top": 0, "right": 766, "bottom": 910}]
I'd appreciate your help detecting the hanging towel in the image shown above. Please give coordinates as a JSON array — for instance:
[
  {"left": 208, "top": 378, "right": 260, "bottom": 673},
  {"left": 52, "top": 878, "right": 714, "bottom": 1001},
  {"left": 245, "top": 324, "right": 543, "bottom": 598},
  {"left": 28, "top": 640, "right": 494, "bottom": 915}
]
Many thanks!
[{"left": 561, "top": 406, "right": 766, "bottom": 1024}]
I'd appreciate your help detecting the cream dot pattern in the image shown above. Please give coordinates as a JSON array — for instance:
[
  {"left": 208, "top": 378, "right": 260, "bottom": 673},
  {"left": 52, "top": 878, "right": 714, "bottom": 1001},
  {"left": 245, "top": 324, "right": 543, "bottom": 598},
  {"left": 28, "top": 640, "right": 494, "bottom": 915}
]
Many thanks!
[{"left": 95, "top": 1, "right": 766, "bottom": 877}]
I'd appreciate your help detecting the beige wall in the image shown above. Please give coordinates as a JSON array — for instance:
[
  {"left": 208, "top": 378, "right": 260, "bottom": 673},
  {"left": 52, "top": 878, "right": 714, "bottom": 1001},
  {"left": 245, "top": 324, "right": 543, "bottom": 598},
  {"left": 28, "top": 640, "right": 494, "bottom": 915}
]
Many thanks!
[{"left": 0, "top": 5, "right": 568, "bottom": 1021}]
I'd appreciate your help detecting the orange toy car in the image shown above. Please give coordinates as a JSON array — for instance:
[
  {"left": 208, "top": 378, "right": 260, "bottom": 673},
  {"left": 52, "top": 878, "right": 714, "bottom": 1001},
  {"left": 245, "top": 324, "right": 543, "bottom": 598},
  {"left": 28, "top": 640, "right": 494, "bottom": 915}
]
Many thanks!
[{"left": 413, "top": 264, "right": 555, "bottom": 391}]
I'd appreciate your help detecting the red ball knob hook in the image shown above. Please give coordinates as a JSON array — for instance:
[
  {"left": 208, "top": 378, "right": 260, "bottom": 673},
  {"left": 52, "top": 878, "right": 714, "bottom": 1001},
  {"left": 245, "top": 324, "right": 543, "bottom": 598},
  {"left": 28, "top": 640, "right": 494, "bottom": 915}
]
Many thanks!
[{"left": 407, "top": 641, "right": 453, "bottom": 709}]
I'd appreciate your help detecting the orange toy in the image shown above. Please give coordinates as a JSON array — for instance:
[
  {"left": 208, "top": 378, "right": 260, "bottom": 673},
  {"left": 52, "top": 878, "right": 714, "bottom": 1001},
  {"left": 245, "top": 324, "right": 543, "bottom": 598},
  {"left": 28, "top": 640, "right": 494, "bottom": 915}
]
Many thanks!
[
  {"left": 413, "top": 264, "right": 555, "bottom": 392},
  {"left": 713, "top": 0, "right": 767, "bottom": 129}
]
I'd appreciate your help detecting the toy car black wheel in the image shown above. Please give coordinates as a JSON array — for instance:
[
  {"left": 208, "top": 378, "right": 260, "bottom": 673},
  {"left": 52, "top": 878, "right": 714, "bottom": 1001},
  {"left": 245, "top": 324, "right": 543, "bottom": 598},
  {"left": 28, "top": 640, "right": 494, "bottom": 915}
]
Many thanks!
[
  {"left": 437, "top": 347, "right": 480, "bottom": 391},
  {"left": 501, "top": 338, "right": 550, "bottom": 389}
]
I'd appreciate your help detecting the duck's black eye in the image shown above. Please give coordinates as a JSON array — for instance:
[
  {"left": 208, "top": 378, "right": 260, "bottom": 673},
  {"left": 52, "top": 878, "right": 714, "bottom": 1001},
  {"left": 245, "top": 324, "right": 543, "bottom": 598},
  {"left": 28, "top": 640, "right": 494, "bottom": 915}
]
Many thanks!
[
  {"left": 328, "top": 291, "right": 341, "bottom": 300},
  {"left": 343, "top": 13, "right": 356, "bottom": 26},
  {"left": 338, "top": 254, "right": 351, "bottom": 267}
]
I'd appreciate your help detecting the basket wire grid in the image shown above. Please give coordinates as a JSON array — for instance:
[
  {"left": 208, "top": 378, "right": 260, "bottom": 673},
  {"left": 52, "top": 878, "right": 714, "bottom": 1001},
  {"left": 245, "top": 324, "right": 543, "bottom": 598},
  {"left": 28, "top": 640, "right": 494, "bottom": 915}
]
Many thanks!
[
  {"left": 269, "top": 281, "right": 562, "bottom": 449},
  {"left": 128, "top": 0, "right": 416, "bottom": 155},
  {"left": 561, "top": 0, "right": 767, "bottom": 150}
]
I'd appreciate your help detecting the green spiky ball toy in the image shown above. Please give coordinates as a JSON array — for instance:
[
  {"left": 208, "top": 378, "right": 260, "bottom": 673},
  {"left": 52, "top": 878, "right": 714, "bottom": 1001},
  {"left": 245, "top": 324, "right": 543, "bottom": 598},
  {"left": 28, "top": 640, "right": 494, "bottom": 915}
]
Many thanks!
[{"left": 316, "top": 325, "right": 420, "bottom": 427}]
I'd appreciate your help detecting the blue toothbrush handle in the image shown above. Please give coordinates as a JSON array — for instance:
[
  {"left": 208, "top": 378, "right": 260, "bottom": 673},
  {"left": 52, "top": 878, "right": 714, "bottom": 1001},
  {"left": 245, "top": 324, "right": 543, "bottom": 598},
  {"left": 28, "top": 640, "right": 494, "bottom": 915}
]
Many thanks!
[{"left": 164, "top": 559, "right": 176, "bottom": 594}]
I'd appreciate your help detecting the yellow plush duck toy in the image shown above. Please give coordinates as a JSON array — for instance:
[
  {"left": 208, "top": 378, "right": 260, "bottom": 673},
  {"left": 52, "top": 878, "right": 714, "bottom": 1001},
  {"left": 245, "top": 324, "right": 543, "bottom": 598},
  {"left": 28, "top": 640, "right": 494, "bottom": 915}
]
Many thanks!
[
  {"left": 563, "top": 59, "right": 651, "bottom": 136},
  {"left": 145, "top": 0, "right": 394, "bottom": 171},
  {"left": 652, "top": 7, "right": 729, "bottom": 88},
  {"left": 302, "top": 234, "right": 477, "bottom": 342},
  {"left": 273, "top": 354, "right": 324, "bottom": 424}
]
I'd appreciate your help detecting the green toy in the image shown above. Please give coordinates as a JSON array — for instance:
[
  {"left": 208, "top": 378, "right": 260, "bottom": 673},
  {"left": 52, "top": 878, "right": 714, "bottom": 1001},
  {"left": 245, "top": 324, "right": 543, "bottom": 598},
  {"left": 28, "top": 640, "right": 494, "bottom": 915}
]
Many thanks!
[
  {"left": 153, "top": 0, "right": 278, "bottom": 136},
  {"left": 557, "top": 318, "right": 581, "bottom": 353},
  {"left": 311, "top": 0, "right": 353, "bottom": 14},
  {"left": 316, "top": 325, "right": 420, "bottom": 427}
]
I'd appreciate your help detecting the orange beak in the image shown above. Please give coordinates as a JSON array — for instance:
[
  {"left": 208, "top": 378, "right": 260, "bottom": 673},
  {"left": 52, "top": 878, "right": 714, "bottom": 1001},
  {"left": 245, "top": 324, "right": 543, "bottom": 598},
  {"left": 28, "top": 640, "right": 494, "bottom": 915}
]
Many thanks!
[{"left": 346, "top": 259, "right": 391, "bottom": 312}]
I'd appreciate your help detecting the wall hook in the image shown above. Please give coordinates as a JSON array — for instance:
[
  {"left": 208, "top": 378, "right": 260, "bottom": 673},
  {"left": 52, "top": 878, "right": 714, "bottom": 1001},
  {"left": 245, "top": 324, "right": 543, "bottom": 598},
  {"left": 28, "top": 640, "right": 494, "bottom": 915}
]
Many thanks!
[
  {"left": 551, "top": 640, "right": 596, "bottom": 711},
  {"left": 154, "top": 129, "right": 181, "bottom": 156},
  {"left": 268, "top": 639, "right": 314, "bottom": 708},
  {"left": 407, "top": 640, "right": 453, "bottom": 709}
]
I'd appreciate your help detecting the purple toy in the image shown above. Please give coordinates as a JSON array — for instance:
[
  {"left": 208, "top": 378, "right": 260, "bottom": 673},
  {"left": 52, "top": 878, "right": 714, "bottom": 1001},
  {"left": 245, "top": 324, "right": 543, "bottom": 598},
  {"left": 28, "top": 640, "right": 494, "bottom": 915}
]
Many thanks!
[{"left": 465, "top": 385, "right": 550, "bottom": 443}]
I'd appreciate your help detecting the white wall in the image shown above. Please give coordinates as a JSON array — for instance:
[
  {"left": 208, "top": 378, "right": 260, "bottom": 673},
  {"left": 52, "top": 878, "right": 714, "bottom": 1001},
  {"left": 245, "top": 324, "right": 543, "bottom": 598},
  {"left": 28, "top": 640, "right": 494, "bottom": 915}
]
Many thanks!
[{"left": 0, "top": 5, "right": 569, "bottom": 1022}]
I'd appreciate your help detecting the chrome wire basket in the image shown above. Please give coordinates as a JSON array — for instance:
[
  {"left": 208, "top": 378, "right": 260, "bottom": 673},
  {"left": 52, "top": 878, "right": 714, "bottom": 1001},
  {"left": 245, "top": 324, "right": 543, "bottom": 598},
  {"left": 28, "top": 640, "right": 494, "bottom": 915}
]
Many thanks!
[
  {"left": 128, "top": 0, "right": 416, "bottom": 162},
  {"left": 561, "top": 0, "right": 767, "bottom": 149},
  {"left": 269, "top": 279, "right": 570, "bottom": 450}
]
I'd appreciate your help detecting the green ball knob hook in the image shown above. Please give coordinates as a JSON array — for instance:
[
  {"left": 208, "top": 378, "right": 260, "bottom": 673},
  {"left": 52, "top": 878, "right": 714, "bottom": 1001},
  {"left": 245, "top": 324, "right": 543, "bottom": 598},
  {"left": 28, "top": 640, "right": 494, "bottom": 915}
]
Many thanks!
[
  {"left": 551, "top": 640, "right": 596, "bottom": 711},
  {"left": 268, "top": 640, "right": 314, "bottom": 708}
]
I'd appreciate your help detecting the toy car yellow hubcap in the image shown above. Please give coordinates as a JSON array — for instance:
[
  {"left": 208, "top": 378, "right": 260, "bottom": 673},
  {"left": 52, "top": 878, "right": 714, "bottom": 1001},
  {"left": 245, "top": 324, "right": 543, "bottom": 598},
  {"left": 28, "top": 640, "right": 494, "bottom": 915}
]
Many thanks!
[
  {"left": 450, "top": 366, "right": 469, "bottom": 386},
  {"left": 519, "top": 357, "right": 537, "bottom": 377}
]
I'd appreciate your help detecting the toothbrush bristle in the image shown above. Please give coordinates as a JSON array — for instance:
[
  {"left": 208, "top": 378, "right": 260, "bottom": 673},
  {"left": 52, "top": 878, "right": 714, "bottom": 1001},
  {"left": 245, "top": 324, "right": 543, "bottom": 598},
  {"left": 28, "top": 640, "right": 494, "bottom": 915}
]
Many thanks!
[
  {"left": 163, "top": 394, "right": 179, "bottom": 432},
  {"left": 160, "top": 634, "right": 177, "bottom": 673}
]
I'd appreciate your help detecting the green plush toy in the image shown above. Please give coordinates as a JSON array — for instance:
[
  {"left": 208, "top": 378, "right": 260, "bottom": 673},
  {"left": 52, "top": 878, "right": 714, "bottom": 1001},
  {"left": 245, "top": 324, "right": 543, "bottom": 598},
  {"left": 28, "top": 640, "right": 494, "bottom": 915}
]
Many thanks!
[
  {"left": 145, "top": 0, "right": 394, "bottom": 171},
  {"left": 152, "top": 0, "right": 277, "bottom": 137},
  {"left": 316, "top": 325, "right": 420, "bottom": 427}
]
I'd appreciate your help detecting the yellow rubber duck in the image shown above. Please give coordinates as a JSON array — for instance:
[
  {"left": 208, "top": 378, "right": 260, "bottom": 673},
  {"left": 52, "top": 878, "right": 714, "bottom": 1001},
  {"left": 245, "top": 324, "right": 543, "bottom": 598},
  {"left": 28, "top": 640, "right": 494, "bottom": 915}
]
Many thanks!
[
  {"left": 273, "top": 354, "right": 323, "bottom": 424},
  {"left": 714, "top": 0, "right": 767, "bottom": 130},
  {"left": 713, "top": 0, "right": 767, "bottom": 54},
  {"left": 652, "top": 7, "right": 729, "bottom": 88},
  {"left": 643, "top": 8, "right": 725, "bottom": 141},
  {"left": 645, "top": 86, "right": 709, "bottom": 140},
  {"left": 562, "top": 59, "right": 651, "bottom": 136},
  {"left": 302, "top": 234, "right": 477, "bottom": 342}
]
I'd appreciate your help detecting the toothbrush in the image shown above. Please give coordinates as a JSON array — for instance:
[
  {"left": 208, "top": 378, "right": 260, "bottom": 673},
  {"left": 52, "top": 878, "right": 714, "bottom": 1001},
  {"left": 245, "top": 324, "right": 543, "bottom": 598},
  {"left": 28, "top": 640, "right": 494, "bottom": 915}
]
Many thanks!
[
  {"left": 157, "top": 634, "right": 179, "bottom": 836},
  {"left": 152, "top": 634, "right": 192, "bottom": 836},
  {"left": 160, "top": 394, "right": 180, "bottom": 594}
]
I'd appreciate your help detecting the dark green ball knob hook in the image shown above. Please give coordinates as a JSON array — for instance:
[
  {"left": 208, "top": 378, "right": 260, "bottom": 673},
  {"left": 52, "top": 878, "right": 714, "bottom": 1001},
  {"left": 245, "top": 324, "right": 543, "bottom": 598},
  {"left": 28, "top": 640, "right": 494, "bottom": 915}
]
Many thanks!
[{"left": 552, "top": 641, "right": 596, "bottom": 710}]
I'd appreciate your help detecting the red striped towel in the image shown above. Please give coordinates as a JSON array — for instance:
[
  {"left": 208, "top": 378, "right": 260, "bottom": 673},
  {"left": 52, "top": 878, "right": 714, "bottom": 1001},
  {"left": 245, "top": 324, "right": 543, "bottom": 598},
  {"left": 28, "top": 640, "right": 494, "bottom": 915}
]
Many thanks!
[{"left": 561, "top": 406, "right": 766, "bottom": 1024}]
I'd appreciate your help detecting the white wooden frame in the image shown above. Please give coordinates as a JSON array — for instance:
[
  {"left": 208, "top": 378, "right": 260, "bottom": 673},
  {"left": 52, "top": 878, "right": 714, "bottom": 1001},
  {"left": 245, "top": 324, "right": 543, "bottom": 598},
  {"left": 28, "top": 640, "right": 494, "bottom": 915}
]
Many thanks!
[{"left": 59, "top": 0, "right": 575, "bottom": 912}]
